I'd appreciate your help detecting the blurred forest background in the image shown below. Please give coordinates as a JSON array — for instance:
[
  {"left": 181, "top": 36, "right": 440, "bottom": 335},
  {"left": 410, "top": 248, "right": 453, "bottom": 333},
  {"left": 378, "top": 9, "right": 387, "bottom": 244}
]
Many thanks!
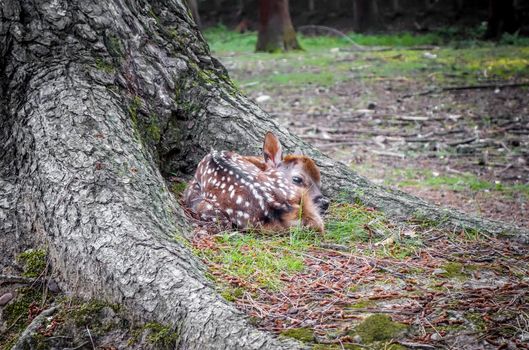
[{"left": 190, "top": 0, "right": 529, "bottom": 229}]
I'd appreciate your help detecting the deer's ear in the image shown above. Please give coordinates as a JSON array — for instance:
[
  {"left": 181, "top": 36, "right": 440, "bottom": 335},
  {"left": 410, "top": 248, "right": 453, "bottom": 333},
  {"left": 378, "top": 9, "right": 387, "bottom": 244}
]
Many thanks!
[{"left": 263, "top": 132, "right": 283, "bottom": 167}]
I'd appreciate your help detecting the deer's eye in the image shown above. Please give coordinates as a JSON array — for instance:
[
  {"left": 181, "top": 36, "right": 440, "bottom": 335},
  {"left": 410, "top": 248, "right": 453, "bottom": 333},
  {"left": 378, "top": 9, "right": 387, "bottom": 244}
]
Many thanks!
[{"left": 292, "top": 176, "right": 303, "bottom": 185}]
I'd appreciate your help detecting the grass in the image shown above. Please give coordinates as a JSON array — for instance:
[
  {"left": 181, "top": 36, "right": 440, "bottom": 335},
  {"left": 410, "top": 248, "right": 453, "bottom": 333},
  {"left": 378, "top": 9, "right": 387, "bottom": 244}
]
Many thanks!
[
  {"left": 195, "top": 203, "right": 419, "bottom": 293},
  {"left": 203, "top": 25, "right": 529, "bottom": 92},
  {"left": 204, "top": 25, "right": 529, "bottom": 54},
  {"left": 324, "top": 203, "right": 389, "bottom": 244},
  {"left": 385, "top": 167, "right": 529, "bottom": 198},
  {"left": 195, "top": 231, "right": 309, "bottom": 290}
]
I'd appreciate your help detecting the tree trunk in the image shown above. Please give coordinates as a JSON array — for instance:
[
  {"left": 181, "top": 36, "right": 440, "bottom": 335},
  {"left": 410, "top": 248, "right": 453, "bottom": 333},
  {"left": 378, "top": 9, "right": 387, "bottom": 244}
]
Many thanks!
[
  {"left": 185, "top": 0, "right": 201, "bottom": 27},
  {"left": 1, "top": 0, "right": 528, "bottom": 348},
  {"left": 391, "top": 0, "right": 402, "bottom": 16},
  {"left": 353, "top": 0, "right": 380, "bottom": 33},
  {"left": 256, "top": 0, "right": 301, "bottom": 52},
  {"left": 484, "top": 0, "right": 518, "bottom": 39},
  {"left": 308, "top": 0, "right": 315, "bottom": 12}
]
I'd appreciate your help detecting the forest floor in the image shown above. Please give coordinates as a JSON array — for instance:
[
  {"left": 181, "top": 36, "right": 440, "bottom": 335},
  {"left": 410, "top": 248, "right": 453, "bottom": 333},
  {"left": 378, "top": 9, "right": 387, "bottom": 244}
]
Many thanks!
[{"left": 191, "top": 27, "right": 529, "bottom": 349}]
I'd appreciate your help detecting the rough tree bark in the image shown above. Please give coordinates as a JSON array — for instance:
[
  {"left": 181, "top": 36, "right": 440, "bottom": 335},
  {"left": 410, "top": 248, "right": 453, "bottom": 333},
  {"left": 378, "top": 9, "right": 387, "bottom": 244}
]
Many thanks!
[
  {"left": 185, "top": 0, "right": 201, "bottom": 27},
  {"left": 255, "top": 0, "right": 301, "bottom": 52},
  {"left": 0, "top": 0, "right": 528, "bottom": 349}
]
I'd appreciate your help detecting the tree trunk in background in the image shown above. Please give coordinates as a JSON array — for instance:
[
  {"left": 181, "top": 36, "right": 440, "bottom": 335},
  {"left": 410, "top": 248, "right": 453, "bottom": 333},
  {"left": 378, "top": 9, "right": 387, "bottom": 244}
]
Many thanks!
[
  {"left": 186, "top": 0, "right": 201, "bottom": 27},
  {"left": 391, "top": 0, "right": 402, "bottom": 16},
  {"left": 1, "top": 0, "right": 528, "bottom": 348},
  {"left": 353, "top": 0, "right": 380, "bottom": 32},
  {"left": 256, "top": 0, "right": 301, "bottom": 52},
  {"left": 485, "top": 0, "right": 518, "bottom": 39}
]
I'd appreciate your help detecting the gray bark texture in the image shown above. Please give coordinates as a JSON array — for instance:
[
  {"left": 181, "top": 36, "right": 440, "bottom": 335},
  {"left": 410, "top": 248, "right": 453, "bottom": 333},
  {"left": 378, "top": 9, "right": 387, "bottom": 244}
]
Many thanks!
[{"left": 0, "top": 0, "right": 527, "bottom": 349}]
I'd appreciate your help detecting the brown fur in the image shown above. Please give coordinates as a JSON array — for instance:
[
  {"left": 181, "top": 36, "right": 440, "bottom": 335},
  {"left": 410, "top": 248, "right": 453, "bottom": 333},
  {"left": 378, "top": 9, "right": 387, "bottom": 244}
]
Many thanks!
[{"left": 183, "top": 133, "right": 327, "bottom": 233}]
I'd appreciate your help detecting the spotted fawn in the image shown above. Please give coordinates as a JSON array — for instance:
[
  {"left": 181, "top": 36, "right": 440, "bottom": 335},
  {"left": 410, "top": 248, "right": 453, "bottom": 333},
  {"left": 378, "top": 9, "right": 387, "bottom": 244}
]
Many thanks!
[{"left": 183, "top": 132, "right": 329, "bottom": 232}]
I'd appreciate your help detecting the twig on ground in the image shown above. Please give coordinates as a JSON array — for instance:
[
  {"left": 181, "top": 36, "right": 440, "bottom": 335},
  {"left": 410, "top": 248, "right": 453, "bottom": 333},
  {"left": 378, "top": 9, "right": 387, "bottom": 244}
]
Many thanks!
[
  {"left": 0, "top": 274, "right": 37, "bottom": 285},
  {"left": 393, "top": 341, "right": 437, "bottom": 349},
  {"left": 402, "top": 81, "right": 529, "bottom": 99},
  {"left": 297, "top": 25, "right": 366, "bottom": 51},
  {"left": 446, "top": 137, "right": 477, "bottom": 146},
  {"left": 86, "top": 326, "right": 96, "bottom": 349}
]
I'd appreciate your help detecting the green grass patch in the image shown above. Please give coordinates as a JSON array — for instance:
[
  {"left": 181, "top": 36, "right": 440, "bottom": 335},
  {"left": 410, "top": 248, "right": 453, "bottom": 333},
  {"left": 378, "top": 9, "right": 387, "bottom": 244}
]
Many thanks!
[
  {"left": 195, "top": 231, "right": 310, "bottom": 290},
  {"left": 205, "top": 24, "right": 529, "bottom": 91},
  {"left": 170, "top": 181, "right": 187, "bottom": 195},
  {"left": 324, "top": 203, "right": 389, "bottom": 244},
  {"left": 386, "top": 167, "right": 529, "bottom": 198},
  {"left": 266, "top": 71, "right": 337, "bottom": 87},
  {"left": 203, "top": 25, "right": 502, "bottom": 54}
]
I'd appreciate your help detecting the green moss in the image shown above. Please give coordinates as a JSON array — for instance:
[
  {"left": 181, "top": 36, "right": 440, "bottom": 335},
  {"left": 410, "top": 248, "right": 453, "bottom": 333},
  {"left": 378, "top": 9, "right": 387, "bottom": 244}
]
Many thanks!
[
  {"left": 18, "top": 248, "right": 47, "bottom": 278},
  {"left": 106, "top": 34, "right": 123, "bottom": 58},
  {"left": 313, "top": 345, "right": 363, "bottom": 350},
  {"left": 94, "top": 57, "right": 115, "bottom": 73},
  {"left": 220, "top": 286, "right": 244, "bottom": 302},
  {"left": 143, "top": 322, "right": 179, "bottom": 349},
  {"left": 128, "top": 96, "right": 142, "bottom": 140},
  {"left": 465, "top": 312, "right": 486, "bottom": 332},
  {"left": 349, "top": 299, "right": 376, "bottom": 309},
  {"left": 146, "top": 114, "right": 162, "bottom": 143},
  {"left": 353, "top": 314, "right": 407, "bottom": 343},
  {"left": 148, "top": 8, "right": 161, "bottom": 24},
  {"left": 440, "top": 262, "right": 467, "bottom": 279},
  {"left": 0, "top": 287, "right": 45, "bottom": 348},
  {"left": 3, "top": 287, "right": 43, "bottom": 331},
  {"left": 280, "top": 328, "right": 315, "bottom": 342},
  {"left": 67, "top": 299, "right": 118, "bottom": 327}
]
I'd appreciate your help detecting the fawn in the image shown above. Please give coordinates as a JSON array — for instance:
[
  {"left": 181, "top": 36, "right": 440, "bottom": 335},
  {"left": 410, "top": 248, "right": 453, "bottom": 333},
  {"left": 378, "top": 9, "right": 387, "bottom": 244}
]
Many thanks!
[{"left": 183, "top": 132, "right": 329, "bottom": 232}]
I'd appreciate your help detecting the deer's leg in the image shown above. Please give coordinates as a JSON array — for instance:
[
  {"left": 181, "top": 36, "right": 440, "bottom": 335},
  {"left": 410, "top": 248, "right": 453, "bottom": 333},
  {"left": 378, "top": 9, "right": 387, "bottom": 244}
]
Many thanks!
[
  {"left": 195, "top": 199, "right": 231, "bottom": 225},
  {"left": 183, "top": 179, "right": 202, "bottom": 210}
]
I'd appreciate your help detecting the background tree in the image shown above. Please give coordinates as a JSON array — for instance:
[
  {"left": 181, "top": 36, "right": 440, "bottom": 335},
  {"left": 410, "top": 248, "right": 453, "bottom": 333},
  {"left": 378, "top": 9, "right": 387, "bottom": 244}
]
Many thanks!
[
  {"left": 1, "top": 0, "right": 527, "bottom": 348},
  {"left": 485, "top": 0, "right": 518, "bottom": 39},
  {"left": 256, "top": 0, "right": 301, "bottom": 52},
  {"left": 353, "top": 0, "right": 380, "bottom": 32}
]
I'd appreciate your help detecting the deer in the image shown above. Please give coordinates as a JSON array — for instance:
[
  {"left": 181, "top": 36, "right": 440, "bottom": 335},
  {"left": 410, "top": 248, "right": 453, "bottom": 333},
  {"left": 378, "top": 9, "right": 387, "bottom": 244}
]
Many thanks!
[{"left": 183, "top": 132, "right": 329, "bottom": 233}]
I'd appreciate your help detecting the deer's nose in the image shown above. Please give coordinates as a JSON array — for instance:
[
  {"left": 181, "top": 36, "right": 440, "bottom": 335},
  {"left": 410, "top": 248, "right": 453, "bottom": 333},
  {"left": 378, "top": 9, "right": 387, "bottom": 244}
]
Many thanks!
[{"left": 315, "top": 196, "right": 330, "bottom": 213}]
